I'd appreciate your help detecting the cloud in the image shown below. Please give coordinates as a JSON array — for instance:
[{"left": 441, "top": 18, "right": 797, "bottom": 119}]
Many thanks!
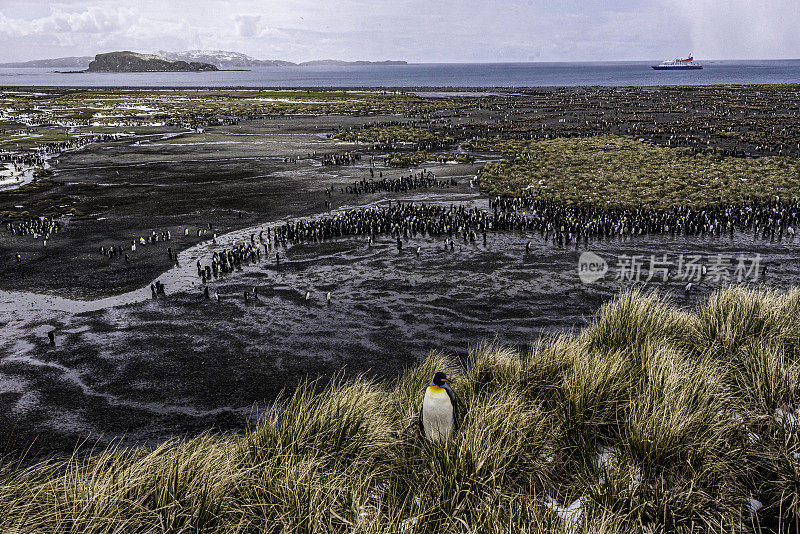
[
  {"left": 34, "top": 6, "right": 137, "bottom": 34},
  {"left": 234, "top": 14, "right": 261, "bottom": 38},
  {"left": 0, "top": 12, "right": 16, "bottom": 37},
  {"left": 668, "top": 0, "right": 800, "bottom": 59},
  {"left": 0, "top": 0, "right": 798, "bottom": 63},
  {"left": 0, "top": 6, "right": 140, "bottom": 37}
]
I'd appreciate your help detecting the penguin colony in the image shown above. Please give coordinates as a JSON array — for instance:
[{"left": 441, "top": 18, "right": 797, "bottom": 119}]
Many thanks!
[
  {"left": 334, "top": 85, "right": 800, "bottom": 159},
  {"left": 320, "top": 151, "right": 361, "bottom": 166},
  {"left": 6, "top": 85, "right": 800, "bottom": 293},
  {"left": 198, "top": 195, "right": 798, "bottom": 278},
  {"left": 189, "top": 194, "right": 796, "bottom": 304},
  {"left": 5, "top": 217, "right": 60, "bottom": 241},
  {"left": 338, "top": 170, "right": 458, "bottom": 196},
  {"left": 0, "top": 132, "right": 123, "bottom": 171}
]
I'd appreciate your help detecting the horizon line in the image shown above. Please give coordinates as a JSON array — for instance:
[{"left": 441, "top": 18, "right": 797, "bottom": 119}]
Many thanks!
[{"left": 3, "top": 54, "right": 800, "bottom": 65}]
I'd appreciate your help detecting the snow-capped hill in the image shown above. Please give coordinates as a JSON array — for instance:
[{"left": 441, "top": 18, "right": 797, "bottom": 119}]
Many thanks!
[
  {"left": 159, "top": 50, "right": 253, "bottom": 62},
  {"left": 156, "top": 50, "right": 409, "bottom": 68},
  {"left": 157, "top": 50, "right": 295, "bottom": 67}
]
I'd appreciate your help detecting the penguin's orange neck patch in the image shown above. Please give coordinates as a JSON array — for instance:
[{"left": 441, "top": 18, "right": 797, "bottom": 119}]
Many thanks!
[{"left": 427, "top": 385, "right": 445, "bottom": 393}]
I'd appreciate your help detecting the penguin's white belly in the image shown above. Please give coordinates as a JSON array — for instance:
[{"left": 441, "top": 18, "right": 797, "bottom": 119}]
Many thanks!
[{"left": 422, "top": 388, "right": 454, "bottom": 441}]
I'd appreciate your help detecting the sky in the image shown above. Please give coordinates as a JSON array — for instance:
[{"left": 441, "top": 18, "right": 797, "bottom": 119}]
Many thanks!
[{"left": 0, "top": 0, "right": 798, "bottom": 63}]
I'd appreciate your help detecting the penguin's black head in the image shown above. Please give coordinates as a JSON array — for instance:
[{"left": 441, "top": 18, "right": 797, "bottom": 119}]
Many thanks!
[{"left": 432, "top": 372, "right": 448, "bottom": 387}]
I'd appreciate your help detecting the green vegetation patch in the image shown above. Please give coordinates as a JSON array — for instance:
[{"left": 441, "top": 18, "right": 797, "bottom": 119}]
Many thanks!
[
  {"left": 2, "top": 89, "right": 466, "bottom": 129},
  {"left": 471, "top": 135, "right": 800, "bottom": 207},
  {"left": 0, "top": 127, "right": 84, "bottom": 150},
  {"left": 384, "top": 151, "right": 472, "bottom": 167}
]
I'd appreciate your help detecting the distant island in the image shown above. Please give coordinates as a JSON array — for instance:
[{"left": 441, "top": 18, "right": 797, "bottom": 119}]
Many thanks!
[
  {"left": 0, "top": 56, "right": 94, "bottom": 68},
  {"left": 1, "top": 50, "right": 407, "bottom": 70},
  {"left": 86, "top": 52, "right": 218, "bottom": 72},
  {"left": 159, "top": 50, "right": 407, "bottom": 67}
]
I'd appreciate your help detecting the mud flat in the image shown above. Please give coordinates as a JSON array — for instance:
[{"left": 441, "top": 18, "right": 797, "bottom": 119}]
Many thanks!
[
  {"left": 0, "top": 113, "right": 485, "bottom": 457},
  {"left": 0, "top": 114, "right": 477, "bottom": 297},
  {"left": 3, "top": 195, "right": 799, "bottom": 458},
  {"left": 2, "top": 89, "right": 800, "bottom": 460}
]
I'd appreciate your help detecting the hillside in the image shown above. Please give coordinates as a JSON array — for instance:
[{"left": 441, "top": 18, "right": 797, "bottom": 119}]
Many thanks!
[
  {"left": 157, "top": 50, "right": 408, "bottom": 67},
  {"left": 86, "top": 51, "right": 218, "bottom": 72},
  {"left": 3, "top": 51, "right": 408, "bottom": 70},
  {"left": 158, "top": 50, "right": 295, "bottom": 67},
  {"left": 1, "top": 287, "right": 798, "bottom": 533},
  {"left": 0, "top": 56, "right": 94, "bottom": 68}
]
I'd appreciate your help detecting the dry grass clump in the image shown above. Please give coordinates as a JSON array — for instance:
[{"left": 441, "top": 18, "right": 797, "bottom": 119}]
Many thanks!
[{"left": 2, "top": 288, "right": 800, "bottom": 532}]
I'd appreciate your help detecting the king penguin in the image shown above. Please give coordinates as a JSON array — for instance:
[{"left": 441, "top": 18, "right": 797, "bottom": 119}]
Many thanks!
[{"left": 419, "top": 372, "right": 459, "bottom": 441}]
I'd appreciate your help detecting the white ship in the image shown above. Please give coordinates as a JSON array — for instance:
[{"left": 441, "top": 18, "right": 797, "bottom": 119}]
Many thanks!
[{"left": 652, "top": 55, "right": 703, "bottom": 70}]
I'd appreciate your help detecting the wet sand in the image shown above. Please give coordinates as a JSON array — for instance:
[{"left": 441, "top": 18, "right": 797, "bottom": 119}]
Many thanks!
[
  {"left": 1, "top": 106, "right": 799, "bottom": 460},
  {"left": 0, "top": 113, "right": 484, "bottom": 456},
  {"left": 1, "top": 114, "right": 474, "bottom": 297},
  {"left": 3, "top": 200, "right": 798, "bottom": 459}
]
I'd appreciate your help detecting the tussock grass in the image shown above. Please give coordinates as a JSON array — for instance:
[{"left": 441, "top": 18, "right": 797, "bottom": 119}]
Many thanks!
[
  {"left": 471, "top": 136, "right": 800, "bottom": 207},
  {"left": 3, "top": 288, "right": 800, "bottom": 532}
]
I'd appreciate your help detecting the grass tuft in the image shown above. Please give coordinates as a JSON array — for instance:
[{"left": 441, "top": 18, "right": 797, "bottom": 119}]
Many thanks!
[{"left": 2, "top": 288, "right": 800, "bottom": 532}]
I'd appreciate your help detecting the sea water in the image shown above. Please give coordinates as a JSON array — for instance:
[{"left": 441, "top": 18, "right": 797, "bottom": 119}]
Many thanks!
[{"left": 1, "top": 60, "right": 799, "bottom": 88}]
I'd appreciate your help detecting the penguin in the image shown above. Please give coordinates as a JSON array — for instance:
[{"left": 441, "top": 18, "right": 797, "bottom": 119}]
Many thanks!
[
  {"left": 326, "top": 291, "right": 331, "bottom": 305},
  {"left": 305, "top": 290, "right": 311, "bottom": 302},
  {"left": 416, "top": 246, "right": 421, "bottom": 257},
  {"left": 419, "top": 372, "right": 459, "bottom": 441},
  {"left": 47, "top": 330, "right": 55, "bottom": 346}
]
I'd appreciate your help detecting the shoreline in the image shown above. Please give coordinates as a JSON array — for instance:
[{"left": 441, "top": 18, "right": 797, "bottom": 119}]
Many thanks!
[
  {"left": 0, "top": 190, "right": 486, "bottom": 312},
  {"left": 55, "top": 69, "right": 253, "bottom": 74},
  {"left": 0, "top": 163, "right": 35, "bottom": 191},
  {"left": 1, "top": 82, "right": 800, "bottom": 90}
]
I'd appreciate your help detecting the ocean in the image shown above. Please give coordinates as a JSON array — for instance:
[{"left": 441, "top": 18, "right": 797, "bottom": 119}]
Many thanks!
[{"left": 1, "top": 60, "right": 798, "bottom": 87}]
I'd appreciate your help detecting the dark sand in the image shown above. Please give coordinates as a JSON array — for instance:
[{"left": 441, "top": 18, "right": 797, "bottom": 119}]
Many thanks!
[{"left": 2, "top": 93, "right": 799, "bottom": 460}]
